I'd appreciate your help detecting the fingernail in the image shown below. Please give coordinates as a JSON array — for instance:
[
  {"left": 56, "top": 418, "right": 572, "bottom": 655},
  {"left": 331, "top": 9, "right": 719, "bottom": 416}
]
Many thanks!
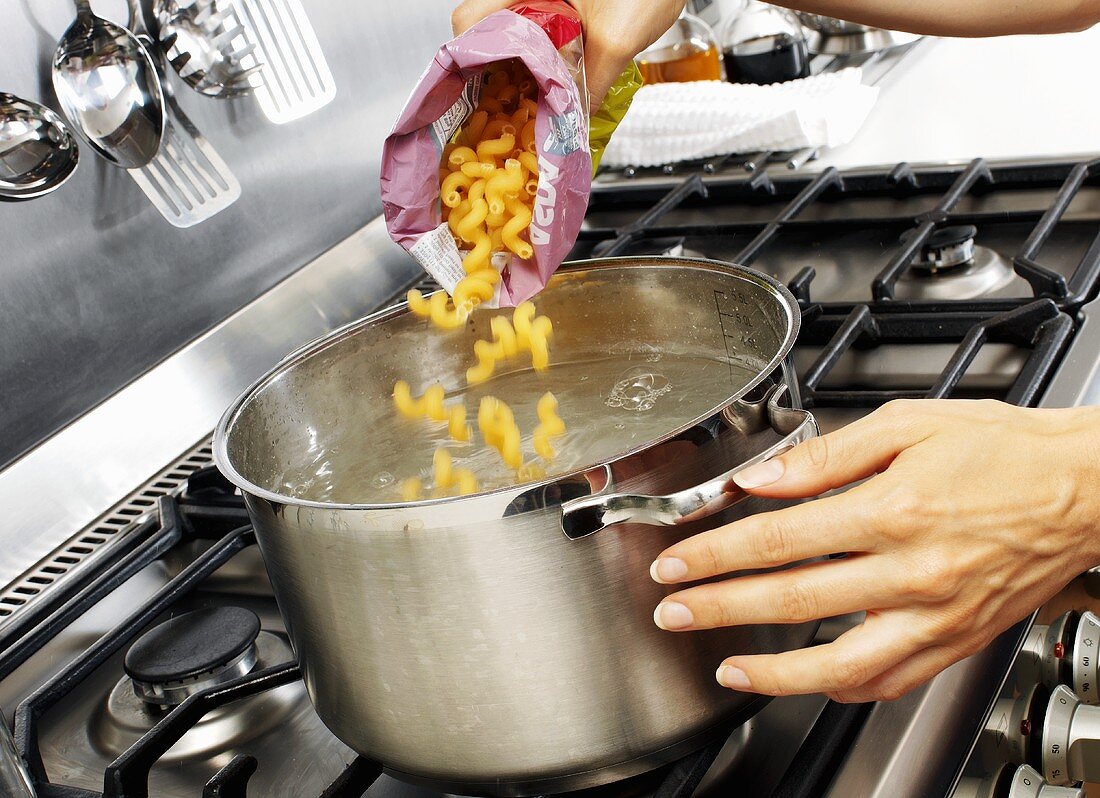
[
  {"left": 653, "top": 601, "right": 694, "bottom": 630},
  {"left": 732, "top": 459, "right": 785, "bottom": 489},
  {"left": 716, "top": 665, "right": 752, "bottom": 691},
  {"left": 650, "top": 557, "right": 689, "bottom": 583}
]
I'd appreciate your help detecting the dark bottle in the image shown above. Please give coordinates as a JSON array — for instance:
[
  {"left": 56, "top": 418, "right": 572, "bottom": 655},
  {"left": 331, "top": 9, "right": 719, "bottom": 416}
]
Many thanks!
[
  {"left": 723, "top": 33, "right": 810, "bottom": 84},
  {"left": 719, "top": 3, "right": 811, "bottom": 85}
]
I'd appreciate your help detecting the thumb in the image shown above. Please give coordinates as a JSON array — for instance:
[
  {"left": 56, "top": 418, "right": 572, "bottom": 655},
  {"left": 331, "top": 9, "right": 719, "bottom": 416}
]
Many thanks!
[
  {"left": 451, "top": 0, "right": 514, "bottom": 35},
  {"left": 584, "top": 47, "right": 634, "bottom": 111},
  {"left": 730, "top": 402, "right": 926, "bottom": 498}
]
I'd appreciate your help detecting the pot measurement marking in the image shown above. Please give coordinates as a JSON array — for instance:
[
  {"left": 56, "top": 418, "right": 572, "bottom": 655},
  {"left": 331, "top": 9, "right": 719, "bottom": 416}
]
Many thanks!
[{"left": 714, "top": 288, "right": 760, "bottom": 388}]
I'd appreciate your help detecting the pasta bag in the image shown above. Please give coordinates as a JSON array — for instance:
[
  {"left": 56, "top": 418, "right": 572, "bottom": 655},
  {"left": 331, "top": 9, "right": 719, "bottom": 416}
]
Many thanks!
[{"left": 380, "top": 1, "right": 635, "bottom": 308}]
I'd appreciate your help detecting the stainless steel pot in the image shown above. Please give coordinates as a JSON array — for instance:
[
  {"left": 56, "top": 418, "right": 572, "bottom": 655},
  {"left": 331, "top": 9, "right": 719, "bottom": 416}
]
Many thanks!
[
  {"left": 797, "top": 12, "right": 875, "bottom": 34},
  {"left": 214, "top": 257, "right": 819, "bottom": 796},
  {"left": 796, "top": 12, "right": 920, "bottom": 54}
]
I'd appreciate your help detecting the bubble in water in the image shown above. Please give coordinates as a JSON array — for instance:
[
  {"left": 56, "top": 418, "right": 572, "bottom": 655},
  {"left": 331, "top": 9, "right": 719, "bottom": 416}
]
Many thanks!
[
  {"left": 605, "top": 367, "right": 672, "bottom": 412},
  {"left": 371, "top": 471, "right": 395, "bottom": 489}
]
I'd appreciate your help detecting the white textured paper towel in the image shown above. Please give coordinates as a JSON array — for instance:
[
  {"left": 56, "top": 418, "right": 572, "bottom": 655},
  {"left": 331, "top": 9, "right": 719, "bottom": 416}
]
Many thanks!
[{"left": 603, "top": 68, "right": 879, "bottom": 167}]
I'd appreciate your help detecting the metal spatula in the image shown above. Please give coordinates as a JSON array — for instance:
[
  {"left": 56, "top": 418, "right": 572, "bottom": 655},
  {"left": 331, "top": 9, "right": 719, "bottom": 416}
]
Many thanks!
[
  {"left": 130, "top": 0, "right": 241, "bottom": 226},
  {"left": 231, "top": 0, "right": 336, "bottom": 123}
]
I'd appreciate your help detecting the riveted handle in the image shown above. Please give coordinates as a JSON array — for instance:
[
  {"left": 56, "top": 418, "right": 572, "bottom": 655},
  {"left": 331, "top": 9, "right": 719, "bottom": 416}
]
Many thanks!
[{"left": 560, "top": 385, "right": 816, "bottom": 540}]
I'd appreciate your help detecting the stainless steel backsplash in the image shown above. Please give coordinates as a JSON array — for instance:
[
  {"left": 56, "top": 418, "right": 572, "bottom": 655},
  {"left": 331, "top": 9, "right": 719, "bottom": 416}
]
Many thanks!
[{"left": 0, "top": 0, "right": 453, "bottom": 468}]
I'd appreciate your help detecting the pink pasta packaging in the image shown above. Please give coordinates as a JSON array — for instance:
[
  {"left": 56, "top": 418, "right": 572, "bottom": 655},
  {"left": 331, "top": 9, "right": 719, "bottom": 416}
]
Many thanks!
[{"left": 380, "top": 1, "right": 634, "bottom": 309}]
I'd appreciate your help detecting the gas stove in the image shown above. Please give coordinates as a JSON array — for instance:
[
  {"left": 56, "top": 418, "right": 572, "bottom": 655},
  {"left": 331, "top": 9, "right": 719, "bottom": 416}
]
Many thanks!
[{"left": 2, "top": 155, "right": 1100, "bottom": 798}]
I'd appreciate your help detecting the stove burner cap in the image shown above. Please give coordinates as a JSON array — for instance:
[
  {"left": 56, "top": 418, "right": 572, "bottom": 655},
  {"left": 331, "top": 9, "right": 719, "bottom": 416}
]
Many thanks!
[
  {"left": 124, "top": 607, "right": 260, "bottom": 706},
  {"left": 908, "top": 224, "right": 978, "bottom": 272}
]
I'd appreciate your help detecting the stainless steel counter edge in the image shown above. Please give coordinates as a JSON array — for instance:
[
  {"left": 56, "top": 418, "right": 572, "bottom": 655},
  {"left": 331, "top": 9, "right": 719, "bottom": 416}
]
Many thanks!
[
  {"left": 0, "top": 216, "right": 420, "bottom": 588},
  {"left": 825, "top": 294, "right": 1100, "bottom": 798}
]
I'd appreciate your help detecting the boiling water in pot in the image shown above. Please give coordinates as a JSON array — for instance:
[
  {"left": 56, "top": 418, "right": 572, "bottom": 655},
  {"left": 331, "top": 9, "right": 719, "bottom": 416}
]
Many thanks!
[{"left": 280, "top": 351, "right": 759, "bottom": 504}]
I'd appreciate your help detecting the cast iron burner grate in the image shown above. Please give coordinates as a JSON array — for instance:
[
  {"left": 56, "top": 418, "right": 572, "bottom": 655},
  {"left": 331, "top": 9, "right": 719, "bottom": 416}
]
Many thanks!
[{"left": 578, "top": 158, "right": 1100, "bottom": 312}]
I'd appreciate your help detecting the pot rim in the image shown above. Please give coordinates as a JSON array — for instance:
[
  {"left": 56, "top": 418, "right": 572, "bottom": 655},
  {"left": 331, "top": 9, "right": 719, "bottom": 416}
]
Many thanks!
[{"left": 212, "top": 256, "right": 801, "bottom": 512}]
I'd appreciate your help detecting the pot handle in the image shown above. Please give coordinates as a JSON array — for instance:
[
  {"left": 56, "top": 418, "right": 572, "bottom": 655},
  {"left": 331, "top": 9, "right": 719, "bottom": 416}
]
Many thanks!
[{"left": 559, "top": 386, "right": 818, "bottom": 540}]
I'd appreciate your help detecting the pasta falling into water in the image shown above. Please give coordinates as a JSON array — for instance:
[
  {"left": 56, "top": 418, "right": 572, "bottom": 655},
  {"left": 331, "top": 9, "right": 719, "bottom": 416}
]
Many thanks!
[
  {"left": 466, "top": 302, "right": 554, "bottom": 385},
  {"left": 390, "top": 60, "right": 570, "bottom": 499},
  {"left": 533, "top": 392, "right": 566, "bottom": 461}
]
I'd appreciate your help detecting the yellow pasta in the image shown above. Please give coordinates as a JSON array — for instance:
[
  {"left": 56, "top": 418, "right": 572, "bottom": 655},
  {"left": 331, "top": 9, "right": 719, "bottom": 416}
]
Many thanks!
[
  {"left": 478, "top": 95, "right": 504, "bottom": 115},
  {"left": 455, "top": 468, "right": 479, "bottom": 495},
  {"left": 393, "top": 380, "right": 452, "bottom": 421},
  {"left": 429, "top": 291, "right": 469, "bottom": 329},
  {"left": 536, "top": 391, "right": 565, "bottom": 434},
  {"left": 392, "top": 380, "right": 423, "bottom": 419},
  {"left": 435, "top": 59, "right": 539, "bottom": 317},
  {"left": 486, "top": 159, "right": 524, "bottom": 215},
  {"left": 519, "top": 119, "right": 536, "bottom": 153},
  {"left": 400, "top": 477, "right": 422, "bottom": 502},
  {"left": 407, "top": 289, "right": 431, "bottom": 317},
  {"left": 500, "top": 424, "right": 522, "bottom": 468},
  {"left": 467, "top": 339, "right": 502, "bottom": 385},
  {"left": 460, "top": 161, "right": 495, "bottom": 179},
  {"left": 441, "top": 171, "right": 473, "bottom": 207},
  {"left": 515, "top": 461, "right": 546, "bottom": 482},
  {"left": 529, "top": 315, "right": 552, "bottom": 371},
  {"left": 423, "top": 384, "right": 447, "bottom": 421},
  {"left": 513, "top": 301, "right": 536, "bottom": 348},
  {"left": 433, "top": 448, "right": 454, "bottom": 489},
  {"left": 532, "top": 391, "right": 565, "bottom": 461},
  {"left": 510, "top": 106, "right": 530, "bottom": 127},
  {"left": 448, "top": 146, "right": 478, "bottom": 168},
  {"left": 459, "top": 231, "right": 492, "bottom": 276},
  {"left": 389, "top": 59, "right": 566, "bottom": 491},
  {"left": 448, "top": 405, "right": 471, "bottom": 442},
  {"left": 478, "top": 397, "right": 501, "bottom": 447},
  {"left": 502, "top": 197, "right": 534, "bottom": 259},
  {"left": 447, "top": 198, "right": 471, "bottom": 238},
  {"left": 491, "top": 316, "right": 518, "bottom": 356},
  {"left": 460, "top": 111, "right": 488, "bottom": 146},
  {"left": 477, "top": 396, "right": 523, "bottom": 468},
  {"left": 454, "top": 270, "right": 496, "bottom": 308},
  {"left": 455, "top": 198, "right": 488, "bottom": 243},
  {"left": 518, "top": 151, "right": 539, "bottom": 177},
  {"left": 476, "top": 131, "right": 516, "bottom": 162}
]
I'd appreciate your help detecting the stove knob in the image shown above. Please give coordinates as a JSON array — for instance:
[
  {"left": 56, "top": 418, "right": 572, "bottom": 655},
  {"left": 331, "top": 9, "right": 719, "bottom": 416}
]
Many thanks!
[
  {"left": 980, "top": 683, "right": 1046, "bottom": 769},
  {"left": 1040, "top": 685, "right": 1100, "bottom": 785},
  {"left": 1019, "top": 612, "right": 1075, "bottom": 691},
  {"left": 1007, "top": 765, "right": 1084, "bottom": 798},
  {"left": 1069, "top": 611, "right": 1100, "bottom": 705},
  {"left": 956, "top": 764, "right": 1084, "bottom": 798}
]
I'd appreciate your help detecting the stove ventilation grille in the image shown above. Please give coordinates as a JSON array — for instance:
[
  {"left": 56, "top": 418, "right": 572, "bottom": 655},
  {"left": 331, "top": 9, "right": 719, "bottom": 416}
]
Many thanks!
[{"left": 0, "top": 438, "right": 216, "bottom": 627}]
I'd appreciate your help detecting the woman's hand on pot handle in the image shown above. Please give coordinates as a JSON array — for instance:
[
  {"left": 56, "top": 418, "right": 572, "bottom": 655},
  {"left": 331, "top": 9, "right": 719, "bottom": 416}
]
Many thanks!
[
  {"left": 450, "top": 0, "right": 686, "bottom": 108},
  {"left": 649, "top": 399, "right": 1100, "bottom": 703}
]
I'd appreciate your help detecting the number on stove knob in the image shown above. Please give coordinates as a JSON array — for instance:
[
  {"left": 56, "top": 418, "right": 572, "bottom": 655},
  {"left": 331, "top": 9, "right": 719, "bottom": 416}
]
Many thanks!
[
  {"left": 1071, "top": 611, "right": 1100, "bottom": 704},
  {"left": 1040, "top": 685, "right": 1100, "bottom": 786},
  {"left": 1008, "top": 764, "right": 1084, "bottom": 798}
]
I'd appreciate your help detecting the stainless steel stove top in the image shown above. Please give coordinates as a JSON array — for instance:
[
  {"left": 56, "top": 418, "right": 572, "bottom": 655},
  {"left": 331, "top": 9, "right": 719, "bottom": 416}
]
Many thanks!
[{"left": 2, "top": 155, "right": 1100, "bottom": 798}]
